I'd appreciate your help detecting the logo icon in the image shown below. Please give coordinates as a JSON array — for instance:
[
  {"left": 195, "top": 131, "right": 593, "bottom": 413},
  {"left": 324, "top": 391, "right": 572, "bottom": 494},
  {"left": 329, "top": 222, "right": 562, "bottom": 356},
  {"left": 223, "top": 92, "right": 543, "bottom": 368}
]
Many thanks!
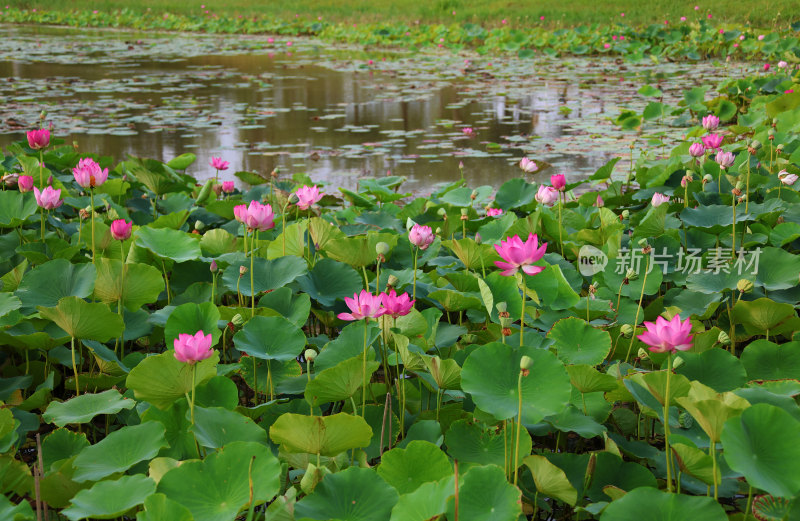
[{"left": 578, "top": 245, "right": 608, "bottom": 276}]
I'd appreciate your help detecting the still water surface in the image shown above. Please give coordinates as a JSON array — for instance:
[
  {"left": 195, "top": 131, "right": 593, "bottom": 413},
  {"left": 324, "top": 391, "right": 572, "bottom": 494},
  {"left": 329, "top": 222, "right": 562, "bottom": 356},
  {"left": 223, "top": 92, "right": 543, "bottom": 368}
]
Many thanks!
[{"left": 0, "top": 24, "right": 734, "bottom": 192}]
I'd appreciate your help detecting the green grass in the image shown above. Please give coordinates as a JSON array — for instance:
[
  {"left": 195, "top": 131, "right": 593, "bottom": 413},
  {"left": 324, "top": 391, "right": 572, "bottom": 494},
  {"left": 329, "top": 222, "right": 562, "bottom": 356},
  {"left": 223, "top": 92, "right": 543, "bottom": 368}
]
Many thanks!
[{"left": 6, "top": 0, "right": 797, "bottom": 29}]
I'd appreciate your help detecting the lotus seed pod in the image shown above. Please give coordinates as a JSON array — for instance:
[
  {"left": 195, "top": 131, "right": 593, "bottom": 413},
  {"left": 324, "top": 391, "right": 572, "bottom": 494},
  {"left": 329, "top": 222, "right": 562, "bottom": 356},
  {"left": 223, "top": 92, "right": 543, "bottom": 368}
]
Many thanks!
[
  {"left": 435, "top": 227, "right": 442, "bottom": 235},
  {"left": 621, "top": 324, "right": 634, "bottom": 338},
  {"left": 749, "top": 139, "right": 762, "bottom": 150},
  {"left": 304, "top": 349, "right": 317, "bottom": 361},
  {"left": 625, "top": 268, "right": 638, "bottom": 281},
  {"left": 376, "top": 242, "right": 390, "bottom": 255},
  {"left": 461, "top": 333, "right": 477, "bottom": 344},
  {"left": 637, "top": 348, "right": 649, "bottom": 360},
  {"left": 387, "top": 274, "right": 399, "bottom": 287},
  {"left": 460, "top": 208, "right": 469, "bottom": 216},
  {"left": 679, "top": 411, "right": 693, "bottom": 428},
  {"left": 637, "top": 238, "right": 649, "bottom": 248},
  {"left": 672, "top": 356, "right": 685, "bottom": 369},
  {"left": 703, "top": 174, "right": 713, "bottom": 183},
  {"left": 194, "top": 220, "right": 205, "bottom": 231},
  {"left": 239, "top": 265, "right": 248, "bottom": 276},
  {"left": 717, "top": 330, "right": 731, "bottom": 345},
  {"left": 496, "top": 302, "right": 508, "bottom": 313},
  {"left": 621, "top": 210, "right": 630, "bottom": 219},
  {"left": 231, "top": 314, "right": 245, "bottom": 327},
  {"left": 519, "top": 355, "right": 534, "bottom": 370},
  {"left": 737, "top": 279, "right": 754, "bottom": 293},
  {"left": 735, "top": 181, "right": 744, "bottom": 190},
  {"left": 425, "top": 201, "right": 436, "bottom": 211},
  {"left": 437, "top": 207, "right": 447, "bottom": 217},
  {"left": 288, "top": 193, "right": 299, "bottom": 204}
]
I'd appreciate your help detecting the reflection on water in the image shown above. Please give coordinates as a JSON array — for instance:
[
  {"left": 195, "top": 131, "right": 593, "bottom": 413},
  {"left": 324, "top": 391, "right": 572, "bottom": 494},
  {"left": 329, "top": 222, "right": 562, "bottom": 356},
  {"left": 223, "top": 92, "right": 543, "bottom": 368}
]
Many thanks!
[{"left": 0, "top": 24, "right": 725, "bottom": 192}]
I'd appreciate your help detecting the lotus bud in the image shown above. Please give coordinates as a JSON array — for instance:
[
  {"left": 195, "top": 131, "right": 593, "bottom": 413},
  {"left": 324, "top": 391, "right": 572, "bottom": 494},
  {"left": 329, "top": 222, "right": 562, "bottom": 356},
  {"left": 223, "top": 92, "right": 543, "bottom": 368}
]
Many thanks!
[
  {"left": 717, "top": 330, "right": 731, "bottom": 345},
  {"left": 210, "top": 260, "right": 218, "bottom": 273},
  {"left": 304, "top": 349, "right": 317, "bottom": 361},
  {"left": 737, "top": 279, "right": 753, "bottom": 293},
  {"left": 460, "top": 208, "right": 469, "bottom": 220},
  {"left": 376, "top": 242, "right": 390, "bottom": 255},
  {"left": 459, "top": 161, "right": 465, "bottom": 170},
  {"left": 239, "top": 265, "right": 248, "bottom": 277},
  {"left": 621, "top": 324, "right": 634, "bottom": 338},
  {"left": 387, "top": 274, "right": 399, "bottom": 287},
  {"left": 621, "top": 209, "right": 630, "bottom": 219},
  {"left": 519, "top": 355, "right": 534, "bottom": 371},
  {"left": 195, "top": 220, "right": 205, "bottom": 231},
  {"left": 637, "top": 348, "right": 649, "bottom": 360},
  {"left": 475, "top": 232, "right": 482, "bottom": 244}
]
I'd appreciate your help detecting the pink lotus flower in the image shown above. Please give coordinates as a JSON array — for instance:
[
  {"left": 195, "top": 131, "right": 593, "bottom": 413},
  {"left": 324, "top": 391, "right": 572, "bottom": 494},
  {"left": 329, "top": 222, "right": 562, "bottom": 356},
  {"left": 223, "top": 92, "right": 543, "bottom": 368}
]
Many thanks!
[
  {"left": 786, "top": 90, "right": 795, "bottom": 94},
  {"left": 381, "top": 289, "right": 414, "bottom": 318},
  {"left": 701, "top": 115, "right": 719, "bottom": 131},
  {"left": 267, "top": 37, "right": 274, "bottom": 43},
  {"left": 779, "top": 171, "right": 798, "bottom": 186},
  {"left": 338, "top": 290, "right": 386, "bottom": 321},
  {"left": 486, "top": 207, "right": 503, "bottom": 217},
  {"left": 651, "top": 193, "right": 670, "bottom": 207},
  {"left": 73, "top": 157, "right": 108, "bottom": 188},
  {"left": 551, "top": 174, "right": 566, "bottom": 191},
  {"left": 739, "top": 35, "right": 745, "bottom": 41},
  {"left": 33, "top": 186, "right": 62, "bottom": 209},
  {"left": 519, "top": 157, "right": 538, "bottom": 173},
  {"left": 701, "top": 133, "right": 723, "bottom": 150},
  {"left": 222, "top": 181, "right": 235, "bottom": 194},
  {"left": 689, "top": 142, "right": 705, "bottom": 157},
  {"left": 680, "top": 16, "right": 686, "bottom": 21},
  {"left": 18, "top": 175, "right": 33, "bottom": 193},
  {"left": 604, "top": 43, "right": 611, "bottom": 49},
  {"left": 758, "top": 35, "right": 765, "bottom": 40},
  {"left": 462, "top": 127, "right": 474, "bottom": 136},
  {"left": 637, "top": 315, "right": 693, "bottom": 354},
  {"left": 174, "top": 330, "right": 214, "bottom": 364},
  {"left": 409, "top": 223, "right": 434, "bottom": 250},
  {"left": 494, "top": 234, "right": 547, "bottom": 277},
  {"left": 26, "top": 129, "right": 50, "bottom": 150},
  {"left": 240, "top": 200, "right": 275, "bottom": 231},
  {"left": 295, "top": 185, "right": 322, "bottom": 210},
  {"left": 535, "top": 185, "right": 558, "bottom": 206},
  {"left": 715, "top": 150, "right": 735, "bottom": 169},
  {"left": 110, "top": 219, "right": 132, "bottom": 241},
  {"left": 595, "top": 194, "right": 604, "bottom": 207},
  {"left": 233, "top": 204, "right": 247, "bottom": 223},
  {"left": 778, "top": 60, "right": 788, "bottom": 69},
  {"left": 763, "top": 63, "right": 771, "bottom": 71},
  {"left": 210, "top": 157, "right": 229, "bottom": 171}
]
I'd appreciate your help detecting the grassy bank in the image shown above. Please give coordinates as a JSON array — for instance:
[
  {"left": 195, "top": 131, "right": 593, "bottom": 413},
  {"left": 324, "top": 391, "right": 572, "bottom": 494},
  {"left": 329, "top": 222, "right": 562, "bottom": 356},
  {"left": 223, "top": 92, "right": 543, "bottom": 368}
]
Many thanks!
[{"left": 5, "top": 0, "right": 798, "bottom": 29}]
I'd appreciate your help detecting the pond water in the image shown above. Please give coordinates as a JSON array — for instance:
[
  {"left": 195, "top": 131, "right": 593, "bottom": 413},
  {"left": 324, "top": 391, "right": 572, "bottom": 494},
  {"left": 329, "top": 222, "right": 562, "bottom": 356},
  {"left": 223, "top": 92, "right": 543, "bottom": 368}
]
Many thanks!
[{"left": 0, "top": 24, "right": 745, "bottom": 193}]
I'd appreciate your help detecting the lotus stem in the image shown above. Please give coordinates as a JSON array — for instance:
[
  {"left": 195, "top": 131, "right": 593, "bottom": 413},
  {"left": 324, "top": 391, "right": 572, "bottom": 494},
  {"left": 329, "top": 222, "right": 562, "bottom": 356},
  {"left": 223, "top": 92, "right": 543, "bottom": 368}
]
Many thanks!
[
  {"left": 454, "top": 459, "right": 460, "bottom": 521},
  {"left": 90, "top": 189, "right": 96, "bottom": 264},
  {"left": 244, "top": 456, "right": 256, "bottom": 521},
  {"left": 361, "top": 318, "right": 369, "bottom": 416},
  {"left": 710, "top": 440, "right": 718, "bottom": 500},
  {"left": 664, "top": 353, "right": 673, "bottom": 493},
  {"left": 190, "top": 363, "right": 197, "bottom": 425},
  {"left": 624, "top": 256, "right": 649, "bottom": 364},
  {"left": 732, "top": 195, "right": 736, "bottom": 258},
  {"left": 250, "top": 229, "right": 256, "bottom": 318},
  {"left": 71, "top": 337, "right": 79, "bottom": 396},
  {"left": 745, "top": 152, "right": 751, "bottom": 213},
  {"left": 412, "top": 249, "right": 419, "bottom": 301},
  {"left": 557, "top": 193, "right": 564, "bottom": 256},
  {"left": 267, "top": 360, "right": 274, "bottom": 401},
  {"left": 40, "top": 208, "right": 45, "bottom": 243},
  {"left": 520, "top": 281, "right": 526, "bottom": 347},
  {"left": 513, "top": 370, "right": 524, "bottom": 486},
  {"left": 744, "top": 485, "right": 753, "bottom": 520},
  {"left": 38, "top": 150, "right": 43, "bottom": 186},
  {"left": 252, "top": 357, "right": 259, "bottom": 406},
  {"left": 307, "top": 358, "right": 313, "bottom": 416},
  {"left": 161, "top": 258, "right": 171, "bottom": 305}
]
